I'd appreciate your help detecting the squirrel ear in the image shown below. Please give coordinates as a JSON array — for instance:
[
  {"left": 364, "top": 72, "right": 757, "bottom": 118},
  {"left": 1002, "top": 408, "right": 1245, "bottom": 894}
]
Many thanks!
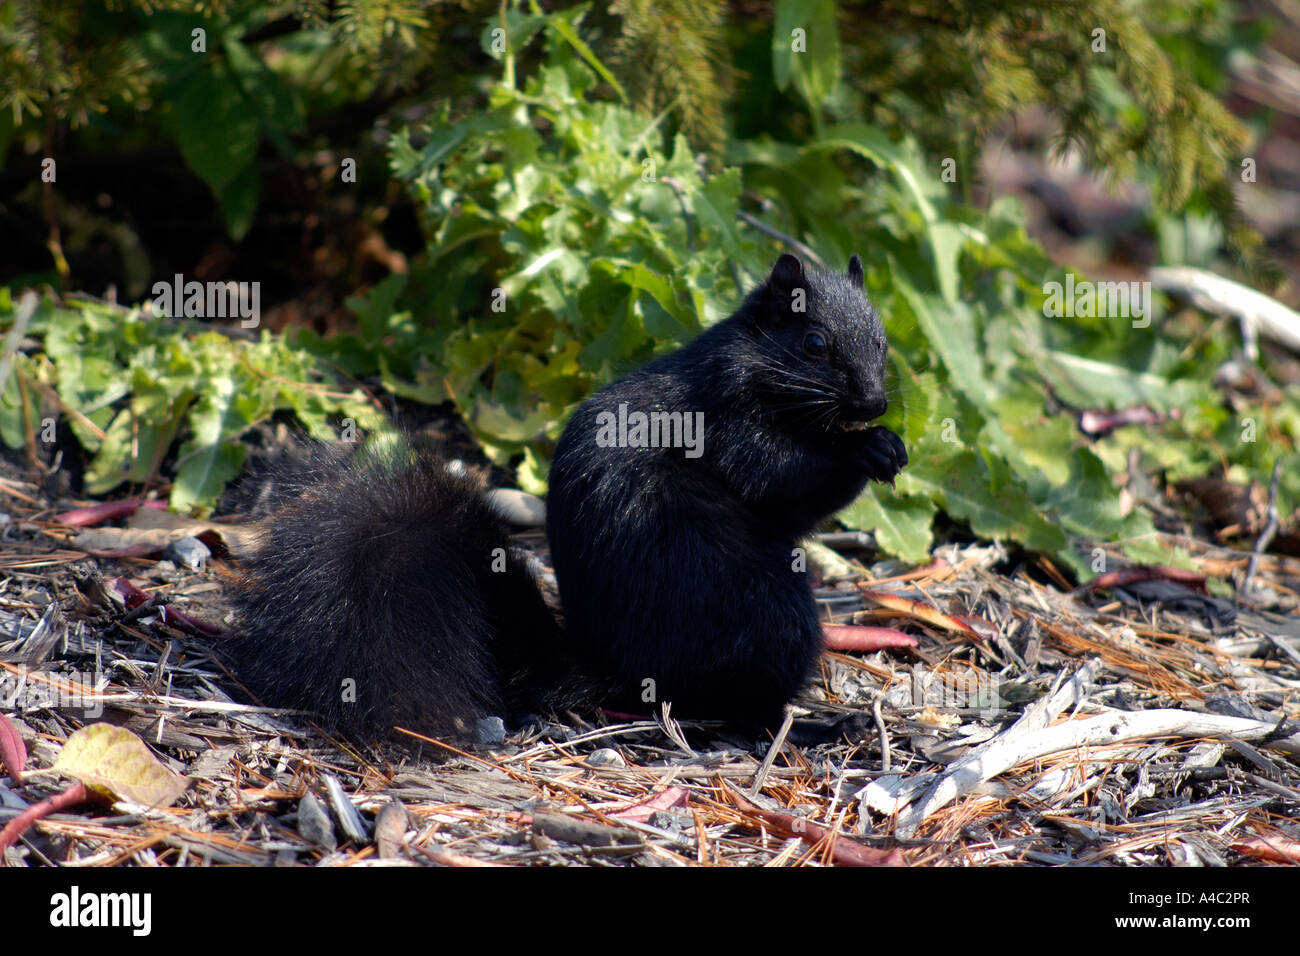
[
  {"left": 848, "top": 254, "right": 864, "bottom": 288},
  {"left": 769, "top": 253, "right": 805, "bottom": 292}
]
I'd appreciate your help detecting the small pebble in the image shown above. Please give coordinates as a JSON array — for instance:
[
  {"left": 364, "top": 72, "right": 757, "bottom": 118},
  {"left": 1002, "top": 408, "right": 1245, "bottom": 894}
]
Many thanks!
[
  {"left": 587, "top": 748, "right": 625, "bottom": 768},
  {"left": 651, "top": 810, "right": 694, "bottom": 833},
  {"left": 475, "top": 715, "right": 507, "bottom": 745},
  {"left": 163, "top": 536, "right": 210, "bottom": 571},
  {"left": 486, "top": 488, "right": 546, "bottom": 526}
]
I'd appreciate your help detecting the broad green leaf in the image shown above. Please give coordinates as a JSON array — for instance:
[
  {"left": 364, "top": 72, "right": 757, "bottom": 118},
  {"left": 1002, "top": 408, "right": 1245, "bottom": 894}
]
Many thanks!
[
  {"left": 468, "top": 399, "right": 554, "bottom": 445},
  {"left": 346, "top": 273, "right": 409, "bottom": 341},
  {"left": 893, "top": 276, "right": 988, "bottom": 411},
  {"left": 902, "top": 445, "right": 1067, "bottom": 554},
  {"left": 1035, "top": 349, "right": 1197, "bottom": 412},
  {"left": 690, "top": 167, "right": 748, "bottom": 265},
  {"left": 547, "top": 6, "right": 627, "bottom": 104},
  {"left": 840, "top": 485, "right": 936, "bottom": 564},
  {"left": 1044, "top": 447, "right": 1137, "bottom": 540},
  {"left": 925, "top": 221, "right": 964, "bottom": 307},
  {"left": 172, "top": 356, "right": 247, "bottom": 511},
  {"left": 809, "top": 124, "right": 960, "bottom": 302},
  {"left": 986, "top": 387, "right": 1077, "bottom": 487},
  {"left": 222, "top": 36, "right": 304, "bottom": 152},
  {"left": 0, "top": 351, "right": 28, "bottom": 450},
  {"left": 771, "top": 0, "right": 812, "bottom": 91},
  {"left": 86, "top": 393, "right": 189, "bottom": 494},
  {"left": 173, "top": 440, "right": 244, "bottom": 514},
  {"left": 215, "top": 161, "right": 261, "bottom": 241},
  {"left": 169, "top": 65, "right": 259, "bottom": 195},
  {"left": 479, "top": 10, "right": 547, "bottom": 60},
  {"left": 789, "top": 0, "right": 841, "bottom": 109}
]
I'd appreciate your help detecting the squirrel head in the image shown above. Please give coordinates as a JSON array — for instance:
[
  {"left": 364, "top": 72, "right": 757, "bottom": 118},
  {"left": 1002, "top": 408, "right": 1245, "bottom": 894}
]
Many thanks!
[{"left": 746, "top": 252, "right": 890, "bottom": 431}]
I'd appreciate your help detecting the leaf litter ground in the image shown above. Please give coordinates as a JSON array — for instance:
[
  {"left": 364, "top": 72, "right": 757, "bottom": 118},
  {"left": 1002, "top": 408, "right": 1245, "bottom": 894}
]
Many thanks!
[{"left": 0, "top": 456, "right": 1298, "bottom": 867}]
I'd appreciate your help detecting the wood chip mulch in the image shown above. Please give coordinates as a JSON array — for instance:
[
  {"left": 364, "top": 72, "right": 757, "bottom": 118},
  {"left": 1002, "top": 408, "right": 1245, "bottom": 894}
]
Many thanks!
[{"left": 1, "top": 467, "right": 1298, "bottom": 867}]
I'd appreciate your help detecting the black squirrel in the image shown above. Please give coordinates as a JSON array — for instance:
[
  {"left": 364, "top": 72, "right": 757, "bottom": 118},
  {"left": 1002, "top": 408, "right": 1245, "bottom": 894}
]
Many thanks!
[{"left": 222, "top": 253, "right": 906, "bottom": 737}]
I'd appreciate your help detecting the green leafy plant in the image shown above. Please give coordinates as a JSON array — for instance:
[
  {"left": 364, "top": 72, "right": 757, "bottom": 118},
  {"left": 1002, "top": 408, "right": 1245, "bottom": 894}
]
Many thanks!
[
  {"left": 0, "top": 289, "right": 385, "bottom": 513},
  {"left": 1, "top": 2, "right": 1293, "bottom": 579},
  {"left": 384, "top": 8, "right": 775, "bottom": 489},
  {"left": 383, "top": 9, "right": 1296, "bottom": 574}
]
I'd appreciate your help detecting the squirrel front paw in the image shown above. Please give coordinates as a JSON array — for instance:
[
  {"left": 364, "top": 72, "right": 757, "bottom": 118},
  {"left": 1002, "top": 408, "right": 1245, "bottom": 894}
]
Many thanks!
[{"left": 851, "top": 426, "right": 908, "bottom": 484}]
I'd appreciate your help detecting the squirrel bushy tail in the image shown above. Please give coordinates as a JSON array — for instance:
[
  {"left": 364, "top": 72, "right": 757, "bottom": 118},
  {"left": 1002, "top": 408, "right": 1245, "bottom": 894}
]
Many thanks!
[{"left": 223, "top": 441, "right": 578, "bottom": 738}]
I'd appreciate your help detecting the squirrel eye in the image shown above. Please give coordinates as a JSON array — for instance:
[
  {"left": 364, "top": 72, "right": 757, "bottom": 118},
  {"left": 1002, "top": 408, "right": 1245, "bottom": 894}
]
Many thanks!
[{"left": 803, "top": 331, "right": 828, "bottom": 357}]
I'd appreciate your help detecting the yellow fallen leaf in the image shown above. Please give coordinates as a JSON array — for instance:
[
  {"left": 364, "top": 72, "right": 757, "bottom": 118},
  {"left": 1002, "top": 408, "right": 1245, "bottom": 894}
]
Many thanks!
[{"left": 52, "top": 724, "right": 190, "bottom": 808}]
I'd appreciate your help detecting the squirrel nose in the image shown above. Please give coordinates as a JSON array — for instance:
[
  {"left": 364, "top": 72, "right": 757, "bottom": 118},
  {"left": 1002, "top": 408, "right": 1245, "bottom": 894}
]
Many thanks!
[{"left": 847, "top": 397, "right": 887, "bottom": 422}]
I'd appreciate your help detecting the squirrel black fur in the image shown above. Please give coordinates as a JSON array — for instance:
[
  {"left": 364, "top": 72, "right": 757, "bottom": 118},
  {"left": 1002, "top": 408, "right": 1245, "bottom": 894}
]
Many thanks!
[{"left": 222, "top": 253, "right": 906, "bottom": 738}]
